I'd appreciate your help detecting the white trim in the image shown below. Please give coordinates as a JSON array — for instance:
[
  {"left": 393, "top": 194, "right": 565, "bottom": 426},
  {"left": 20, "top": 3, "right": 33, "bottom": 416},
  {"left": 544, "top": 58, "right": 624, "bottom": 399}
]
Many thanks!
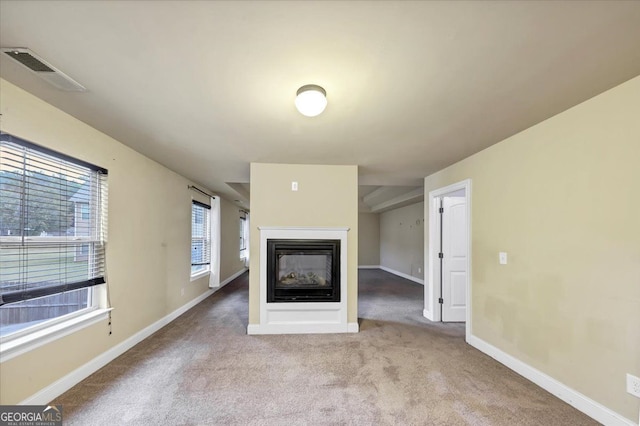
[
  {"left": 467, "top": 335, "right": 636, "bottom": 426},
  {"left": 209, "top": 196, "right": 221, "bottom": 289},
  {"left": 190, "top": 269, "right": 210, "bottom": 282},
  {"left": 379, "top": 265, "right": 424, "bottom": 285},
  {"left": 425, "top": 179, "right": 472, "bottom": 335},
  {"left": 347, "top": 322, "right": 359, "bottom": 333},
  {"left": 425, "top": 193, "right": 437, "bottom": 322},
  {"left": 18, "top": 268, "right": 247, "bottom": 405},
  {"left": 358, "top": 265, "right": 381, "bottom": 269},
  {"left": 0, "top": 308, "right": 111, "bottom": 363}
]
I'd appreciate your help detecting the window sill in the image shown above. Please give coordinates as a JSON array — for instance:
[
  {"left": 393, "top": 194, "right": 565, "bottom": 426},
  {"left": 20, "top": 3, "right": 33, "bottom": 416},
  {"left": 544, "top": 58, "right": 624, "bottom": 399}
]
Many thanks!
[
  {"left": 190, "top": 270, "right": 210, "bottom": 282},
  {"left": 0, "top": 308, "right": 112, "bottom": 363}
]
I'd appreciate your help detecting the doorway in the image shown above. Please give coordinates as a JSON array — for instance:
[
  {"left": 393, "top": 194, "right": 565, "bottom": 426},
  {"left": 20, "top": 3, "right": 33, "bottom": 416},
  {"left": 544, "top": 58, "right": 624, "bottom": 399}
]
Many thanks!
[{"left": 424, "top": 180, "right": 471, "bottom": 332}]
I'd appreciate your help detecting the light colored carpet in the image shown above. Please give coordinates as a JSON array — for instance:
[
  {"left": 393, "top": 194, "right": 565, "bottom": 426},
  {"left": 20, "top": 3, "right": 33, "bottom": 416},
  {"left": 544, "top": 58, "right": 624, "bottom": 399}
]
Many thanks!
[{"left": 53, "top": 269, "right": 597, "bottom": 425}]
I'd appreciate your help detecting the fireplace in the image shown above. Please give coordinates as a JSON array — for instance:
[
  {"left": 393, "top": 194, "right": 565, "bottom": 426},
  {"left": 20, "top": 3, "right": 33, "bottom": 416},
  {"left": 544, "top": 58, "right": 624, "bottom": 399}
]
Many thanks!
[
  {"left": 249, "top": 226, "right": 355, "bottom": 335},
  {"left": 267, "top": 239, "right": 340, "bottom": 303}
]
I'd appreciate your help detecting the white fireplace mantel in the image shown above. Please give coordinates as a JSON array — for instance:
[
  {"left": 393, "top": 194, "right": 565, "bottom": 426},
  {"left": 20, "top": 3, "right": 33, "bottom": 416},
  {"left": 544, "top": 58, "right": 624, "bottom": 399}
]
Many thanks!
[{"left": 247, "top": 226, "right": 358, "bottom": 335}]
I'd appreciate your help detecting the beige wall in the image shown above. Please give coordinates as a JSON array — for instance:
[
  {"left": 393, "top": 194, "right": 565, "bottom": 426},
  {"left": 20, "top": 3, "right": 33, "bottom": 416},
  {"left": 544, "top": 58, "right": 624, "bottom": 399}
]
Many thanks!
[
  {"left": 219, "top": 199, "right": 247, "bottom": 281},
  {"left": 358, "top": 213, "right": 380, "bottom": 266},
  {"left": 380, "top": 202, "right": 424, "bottom": 281},
  {"left": 0, "top": 79, "right": 245, "bottom": 404},
  {"left": 248, "top": 163, "right": 358, "bottom": 324},
  {"left": 424, "top": 76, "right": 640, "bottom": 420}
]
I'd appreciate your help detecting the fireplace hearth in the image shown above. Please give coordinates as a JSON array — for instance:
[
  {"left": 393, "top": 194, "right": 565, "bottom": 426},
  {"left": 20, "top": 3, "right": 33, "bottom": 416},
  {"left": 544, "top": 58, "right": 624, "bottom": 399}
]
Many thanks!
[{"left": 267, "top": 239, "right": 340, "bottom": 303}]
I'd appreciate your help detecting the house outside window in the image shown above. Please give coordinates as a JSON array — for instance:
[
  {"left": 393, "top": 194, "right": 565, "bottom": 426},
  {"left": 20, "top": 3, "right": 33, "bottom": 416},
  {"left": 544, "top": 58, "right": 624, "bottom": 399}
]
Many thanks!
[
  {"left": 191, "top": 201, "right": 211, "bottom": 277},
  {"left": 0, "top": 133, "right": 108, "bottom": 338},
  {"left": 79, "top": 203, "right": 90, "bottom": 220}
]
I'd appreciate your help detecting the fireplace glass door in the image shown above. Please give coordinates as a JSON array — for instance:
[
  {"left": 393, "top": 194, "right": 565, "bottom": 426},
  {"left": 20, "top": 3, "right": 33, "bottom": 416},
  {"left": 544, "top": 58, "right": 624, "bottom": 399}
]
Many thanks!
[{"left": 267, "top": 239, "right": 340, "bottom": 302}]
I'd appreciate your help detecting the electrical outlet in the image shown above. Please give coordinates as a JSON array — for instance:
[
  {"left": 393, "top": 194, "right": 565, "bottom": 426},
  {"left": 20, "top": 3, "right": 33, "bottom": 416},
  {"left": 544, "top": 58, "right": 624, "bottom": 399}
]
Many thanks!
[
  {"left": 627, "top": 374, "right": 640, "bottom": 398},
  {"left": 181, "top": 288, "right": 185, "bottom": 297},
  {"left": 418, "top": 267, "right": 422, "bottom": 274}
]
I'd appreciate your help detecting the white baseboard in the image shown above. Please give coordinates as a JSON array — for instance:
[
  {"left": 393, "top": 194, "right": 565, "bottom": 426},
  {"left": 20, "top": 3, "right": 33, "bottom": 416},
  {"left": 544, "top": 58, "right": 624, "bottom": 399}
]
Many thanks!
[
  {"left": 423, "top": 309, "right": 436, "bottom": 322},
  {"left": 467, "top": 334, "right": 636, "bottom": 426},
  {"left": 217, "top": 268, "right": 248, "bottom": 288},
  {"left": 20, "top": 268, "right": 248, "bottom": 405},
  {"left": 379, "top": 265, "right": 424, "bottom": 285},
  {"left": 358, "top": 265, "right": 381, "bottom": 269}
]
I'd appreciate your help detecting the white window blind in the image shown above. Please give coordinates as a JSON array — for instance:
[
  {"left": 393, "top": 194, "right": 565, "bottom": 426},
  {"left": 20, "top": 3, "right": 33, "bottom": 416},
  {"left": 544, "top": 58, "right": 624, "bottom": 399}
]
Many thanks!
[
  {"left": 0, "top": 133, "right": 108, "bottom": 308},
  {"left": 191, "top": 201, "right": 211, "bottom": 275}
]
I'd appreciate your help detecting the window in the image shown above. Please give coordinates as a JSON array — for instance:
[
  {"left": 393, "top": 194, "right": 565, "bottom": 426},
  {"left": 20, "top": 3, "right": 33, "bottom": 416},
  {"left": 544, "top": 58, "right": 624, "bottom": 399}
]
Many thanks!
[
  {"left": 239, "top": 211, "right": 249, "bottom": 260},
  {"left": 191, "top": 201, "right": 211, "bottom": 276},
  {"left": 0, "top": 133, "right": 108, "bottom": 338}
]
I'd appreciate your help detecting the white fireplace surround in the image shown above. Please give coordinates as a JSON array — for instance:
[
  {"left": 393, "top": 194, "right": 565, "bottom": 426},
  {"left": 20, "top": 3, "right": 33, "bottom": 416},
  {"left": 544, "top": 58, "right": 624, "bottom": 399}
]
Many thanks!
[{"left": 247, "top": 227, "right": 358, "bottom": 335}]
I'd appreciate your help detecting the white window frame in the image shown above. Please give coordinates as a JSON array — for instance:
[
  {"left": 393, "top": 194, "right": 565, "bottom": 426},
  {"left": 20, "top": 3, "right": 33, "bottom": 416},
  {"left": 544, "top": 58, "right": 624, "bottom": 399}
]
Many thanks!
[
  {"left": 190, "top": 201, "right": 212, "bottom": 281},
  {"left": 0, "top": 134, "right": 110, "bottom": 362},
  {"left": 0, "top": 300, "right": 111, "bottom": 362}
]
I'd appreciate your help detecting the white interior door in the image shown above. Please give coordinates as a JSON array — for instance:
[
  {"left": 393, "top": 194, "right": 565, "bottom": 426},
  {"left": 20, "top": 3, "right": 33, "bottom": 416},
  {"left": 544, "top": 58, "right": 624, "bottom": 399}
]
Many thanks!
[{"left": 441, "top": 196, "right": 467, "bottom": 322}]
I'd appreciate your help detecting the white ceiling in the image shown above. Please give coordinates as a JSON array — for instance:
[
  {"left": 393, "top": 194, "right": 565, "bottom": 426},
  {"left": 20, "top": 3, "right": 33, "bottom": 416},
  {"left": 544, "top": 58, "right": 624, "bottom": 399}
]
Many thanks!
[{"left": 1, "top": 1, "right": 639, "bottom": 209}]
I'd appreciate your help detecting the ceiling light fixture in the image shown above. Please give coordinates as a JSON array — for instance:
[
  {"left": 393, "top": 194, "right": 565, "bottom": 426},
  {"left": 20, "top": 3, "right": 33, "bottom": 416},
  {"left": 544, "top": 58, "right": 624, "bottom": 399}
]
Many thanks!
[{"left": 295, "top": 84, "right": 327, "bottom": 117}]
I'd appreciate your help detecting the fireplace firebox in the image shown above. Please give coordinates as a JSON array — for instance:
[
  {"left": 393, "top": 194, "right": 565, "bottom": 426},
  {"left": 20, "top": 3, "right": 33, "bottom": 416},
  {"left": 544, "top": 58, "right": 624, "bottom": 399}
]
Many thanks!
[{"left": 267, "top": 239, "right": 340, "bottom": 303}]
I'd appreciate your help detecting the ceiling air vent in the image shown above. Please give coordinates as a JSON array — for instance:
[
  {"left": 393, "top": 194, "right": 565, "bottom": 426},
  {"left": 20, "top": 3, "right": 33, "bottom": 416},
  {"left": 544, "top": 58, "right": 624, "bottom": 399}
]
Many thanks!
[{"left": 1, "top": 48, "right": 86, "bottom": 92}]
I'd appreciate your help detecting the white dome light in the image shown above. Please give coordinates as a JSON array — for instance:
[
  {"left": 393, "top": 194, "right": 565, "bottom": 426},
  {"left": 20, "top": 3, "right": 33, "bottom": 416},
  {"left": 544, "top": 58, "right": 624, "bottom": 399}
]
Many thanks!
[{"left": 295, "top": 84, "right": 327, "bottom": 117}]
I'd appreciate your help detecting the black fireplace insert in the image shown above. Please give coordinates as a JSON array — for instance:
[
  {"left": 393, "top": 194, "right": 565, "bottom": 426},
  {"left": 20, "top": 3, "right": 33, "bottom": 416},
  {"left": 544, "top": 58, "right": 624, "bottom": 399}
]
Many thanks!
[{"left": 267, "top": 239, "right": 340, "bottom": 303}]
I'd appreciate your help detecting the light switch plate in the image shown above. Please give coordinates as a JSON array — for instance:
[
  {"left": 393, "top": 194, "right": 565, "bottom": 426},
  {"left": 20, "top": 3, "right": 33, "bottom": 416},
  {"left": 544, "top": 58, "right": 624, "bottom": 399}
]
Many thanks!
[
  {"left": 291, "top": 181, "right": 298, "bottom": 191},
  {"left": 499, "top": 252, "right": 508, "bottom": 265}
]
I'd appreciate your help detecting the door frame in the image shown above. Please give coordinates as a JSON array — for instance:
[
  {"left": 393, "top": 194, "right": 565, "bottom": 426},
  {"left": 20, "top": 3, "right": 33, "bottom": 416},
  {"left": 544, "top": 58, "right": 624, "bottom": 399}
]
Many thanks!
[{"left": 424, "top": 179, "right": 472, "bottom": 336}]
